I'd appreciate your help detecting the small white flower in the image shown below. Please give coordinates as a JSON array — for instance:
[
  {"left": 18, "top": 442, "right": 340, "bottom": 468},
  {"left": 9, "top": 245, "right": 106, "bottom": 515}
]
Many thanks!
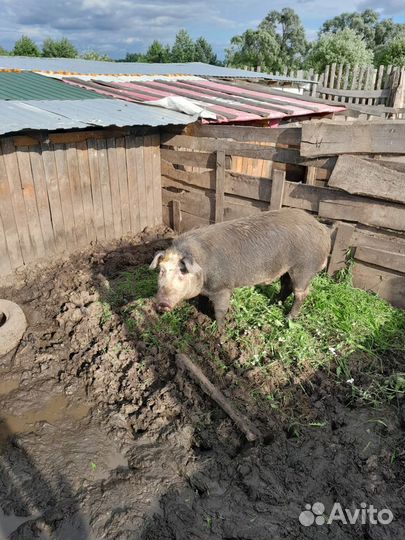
[
  {"left": 346, "top": 378, "right": 354, "bottom": 384},
  {"left": 328, "top": 346, "right": 337, "bottom": 355}
]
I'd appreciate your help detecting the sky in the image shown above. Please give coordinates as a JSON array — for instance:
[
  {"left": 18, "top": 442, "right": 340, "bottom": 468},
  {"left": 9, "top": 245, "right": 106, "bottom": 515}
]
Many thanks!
[{"left": 1, "top": 0, "right": 404, "bottom": 59}]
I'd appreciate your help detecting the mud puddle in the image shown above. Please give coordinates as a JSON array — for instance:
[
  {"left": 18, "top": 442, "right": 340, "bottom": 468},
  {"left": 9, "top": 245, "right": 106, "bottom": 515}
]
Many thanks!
[{"left": 0, "top": 227, "right": 404, "bottom": 539}]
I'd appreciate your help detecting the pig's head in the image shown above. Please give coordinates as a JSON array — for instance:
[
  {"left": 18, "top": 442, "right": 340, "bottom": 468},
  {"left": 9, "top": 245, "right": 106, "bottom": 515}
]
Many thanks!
[{"left": 150, "top": 248, "right": 203, "bottom": 313}]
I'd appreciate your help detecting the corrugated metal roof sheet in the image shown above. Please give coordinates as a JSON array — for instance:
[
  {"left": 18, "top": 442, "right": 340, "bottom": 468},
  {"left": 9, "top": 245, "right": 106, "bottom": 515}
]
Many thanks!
[
  {"left": 0, "top": 57, "right": 309, "bottom": 82},
  {"left": 0, "top": 71, "right": 104, "bottom": 100},
  {"left": 0, "top": 99, "right": 195, "bottom": 135},
  {"left": 64, "top": 77, "right": 344, "bottom": 124}
]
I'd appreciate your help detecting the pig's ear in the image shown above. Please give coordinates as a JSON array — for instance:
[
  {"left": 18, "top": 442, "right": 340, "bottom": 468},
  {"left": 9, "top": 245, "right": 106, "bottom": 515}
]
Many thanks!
[
  {"left": 181, "top": 256, "right": 202, "bottom": 274},
  {"left": 150, "top": 251, "right": 165, "bottom": 269}
]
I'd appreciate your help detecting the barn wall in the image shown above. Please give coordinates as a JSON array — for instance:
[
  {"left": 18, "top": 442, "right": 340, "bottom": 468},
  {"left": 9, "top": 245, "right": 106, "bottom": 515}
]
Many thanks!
[
  {"left": 160, "top": 122, "right": 405, "bottom": 309},
  {"left": 0, "top": 128, "right": 162, "bottom": 276}
]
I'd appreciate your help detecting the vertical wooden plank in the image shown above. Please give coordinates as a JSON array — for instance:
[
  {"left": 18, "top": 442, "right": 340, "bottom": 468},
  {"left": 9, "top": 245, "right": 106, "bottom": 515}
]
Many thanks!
[
  {"left": 139, "top": 135, "right": 151, "bottom": 230},
  {"left": 305, "top": 166, "right": 317, "bottom": 185},
  {"left": 269, "top": 170, "right": 285, "bottom": 210},
  {"left": 87, "top": 139, "right": 105, "bottom": 240},
  {"left": 171, "top": 200, "right": 181, "bottom": 232},
  {"left": 328, "top": 222, "right": 355, "bottom": 274},
  {"left": 311, "top": 73, "right": 319, "bottom": 97},
  {"left": 125, "top": 135, "right": 141, "bottom": 233},
  {"left": 66, "top": 143, "right": 87, "bottom": 247},
  {"left": 41, "top": 142, "right": 66, "bottom": 251},
  {"left": 368, "top": 68, "right": 377, "bottom": 106},
  {"left": 215, "top": 150, "right": 225, "bottom": 223},
  {"left": 0, "top": 146, "right": 24, "bottom": 269},
  {"left": 150, "top": 133, "right": 163, "bottom": 227},
  {"left": 322, "top": 65, "right": 330, "bottom": 99},
  {"left": 76, "top": 140, "right": 96, "bottom": 242},
  {"left": 354, "top": 66, "right": 366, "bottom": 104},
  {"left": 1, "top": 138, "right": 33, "bottom": 262},
  {"left": 383, "top": 65, "right": 393, "bottom": 106},
  {"left": 29, "top": 147, "right": 56, "bottom": 255},
  {"left": 0, "top": 212, "right": 12, "bottom": 275},
  {"left": 115, "top": 137, "right": 131, "bottom": 235},
  {"left": 335, "top": 64, "right": 343, "bottom": 100},
  {"left": 106, "top": 138, "right": 123, "bottom": 238},
  {"left": 16, "top": 146, "right": 46, "bottom": 259},
  {"left": 349, "top": 65, "right": 359, "bottom": 104},
  {"left": 329, "top": 63, "right": 337, "bottom": 90},
  {"left": 53, "top": 143, "right": 76, "bottom": 249},
  {"left": 96, "top": 139, "right": 114, "bottom": 240}
]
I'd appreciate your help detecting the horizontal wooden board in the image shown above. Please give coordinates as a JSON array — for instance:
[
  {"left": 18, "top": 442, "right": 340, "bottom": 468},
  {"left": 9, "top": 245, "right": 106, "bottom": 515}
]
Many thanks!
[
  {"left": 301, "top": 120, "right": 405, "bottom": 156},
  {"left": 317, "top": 87, "right": 390, "bottom": 99},
  {"left": 184, "top": 124, "right": 302, "bottom": 146},
  {"left": 161, "top": 135, "right": 302, "bottom": 165},
  {"left": 352, "top": 262, "right": 405, "bottom": 309},
  {"left": 352, "top": 226, "right": 405, "bottom": 254},
  {"left": 161, "top": 148, "right": 216, "bottom": 169},
  {"left": 328, "top": 155, "right": 405, "bottom": 204},
  {"left": 319, "top": 198, "right": 404, "bottom": 232},
  {"left": 355, "top": 245, "right": 405, "bottom": 273}
]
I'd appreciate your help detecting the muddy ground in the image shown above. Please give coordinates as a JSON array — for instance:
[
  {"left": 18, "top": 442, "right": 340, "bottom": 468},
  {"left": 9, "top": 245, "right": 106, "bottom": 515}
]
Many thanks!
[{"left": 0, "top": 226, "right": 404, "bottom": 540}]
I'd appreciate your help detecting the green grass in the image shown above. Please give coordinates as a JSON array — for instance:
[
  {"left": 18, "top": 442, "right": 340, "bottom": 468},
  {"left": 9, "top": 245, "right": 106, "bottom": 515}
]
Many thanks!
[{"left": 101, "top": 265, "right": 405, "bottom": 408}]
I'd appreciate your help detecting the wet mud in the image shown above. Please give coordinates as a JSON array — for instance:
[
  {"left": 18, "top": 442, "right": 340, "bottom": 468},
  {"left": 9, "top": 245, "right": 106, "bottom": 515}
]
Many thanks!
[{"left": 0, "top": 226, "right": 404, "bottom": 540}]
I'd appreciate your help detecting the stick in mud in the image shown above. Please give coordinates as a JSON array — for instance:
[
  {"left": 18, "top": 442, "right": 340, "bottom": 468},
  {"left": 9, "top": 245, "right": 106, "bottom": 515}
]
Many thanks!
[{"left": 176, "top": 353, "right": 262, "bottom": 442}]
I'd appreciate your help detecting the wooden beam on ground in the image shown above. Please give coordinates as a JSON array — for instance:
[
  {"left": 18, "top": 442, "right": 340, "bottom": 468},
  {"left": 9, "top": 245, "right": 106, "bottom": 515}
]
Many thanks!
[
  {"left": 354, "top": 246, "right": 405, "bottom": 274},
  {"left": 176, "top": 353, "right": 262, "bottom": 442},
  {"left": 301, "top": 120, "right": 405, "bottom": 156}
]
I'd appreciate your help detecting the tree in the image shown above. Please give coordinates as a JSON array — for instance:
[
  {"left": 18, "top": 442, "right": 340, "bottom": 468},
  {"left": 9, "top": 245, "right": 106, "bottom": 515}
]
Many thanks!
[
  {"left": 320, "top": 9, "right": 404, "bottom": 52},
  {"left": 226, "top": 29, "right": 280, "bottom": 70},
  {"left": 194, "top": 37, "right": 218, "bottom": 65},
  {"left": 306, "top": 28, "right": 374, "bottom": 72},
  {"left": 226, "top": 8, "right": 307, "bottom": 72},
  {"left": 121, "top": 52, "right": 145, "bottom": 62},
  {"left": 42, "top": 37, "right": 78, "bottom": 58},
  {"left": 0, "top": 46, "right": 9, "bottom": 56},
  {"left": 171, "top": 29, "right": 195, "bottom": 62},
  {"left": 259, "top": 8, "right": 308, "bottom": 69},
  {"left": 374, "top": 36, "right": 405, "bottom": 67},
  {"left": 81, "top": 50, "right": 112, "bottom": 61},
  {"left": 12, "top": 35, "right": 40, "bottom": 57},
  {"left": 144, "top": 40, "right": 171, "bottom": 63}
]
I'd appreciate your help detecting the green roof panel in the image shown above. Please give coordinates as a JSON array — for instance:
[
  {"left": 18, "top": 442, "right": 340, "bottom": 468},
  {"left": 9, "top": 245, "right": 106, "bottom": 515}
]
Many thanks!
[{"left": 0, "top": 71, "right": 107, "bottom": 101}]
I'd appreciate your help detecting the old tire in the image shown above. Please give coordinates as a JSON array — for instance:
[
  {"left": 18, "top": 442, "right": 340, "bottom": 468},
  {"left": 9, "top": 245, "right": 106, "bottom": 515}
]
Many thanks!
[{"left": 0, "top": 300, "right": 27, "bottom": 357}]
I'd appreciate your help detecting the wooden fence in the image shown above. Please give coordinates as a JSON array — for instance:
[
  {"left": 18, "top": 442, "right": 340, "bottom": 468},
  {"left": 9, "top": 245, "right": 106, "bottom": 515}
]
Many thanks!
[
  {"left": 246, "top": 64, "right": 404, "bottom": 110},
  {"left": 0, "top": 128, "right": 162, "bottom": 276},
  {"left": 160, "top": 121, "right": 405, "bottom": 308}
]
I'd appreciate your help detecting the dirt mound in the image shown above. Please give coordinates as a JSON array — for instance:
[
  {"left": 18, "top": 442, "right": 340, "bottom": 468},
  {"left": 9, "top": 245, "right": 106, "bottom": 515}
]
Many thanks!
[{"left": 0, "top": 227, "right": 404, "bottom": 540}]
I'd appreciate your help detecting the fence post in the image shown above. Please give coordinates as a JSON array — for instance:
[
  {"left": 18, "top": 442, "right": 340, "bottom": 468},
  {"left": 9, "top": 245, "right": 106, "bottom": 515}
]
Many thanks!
[
  {"left": 215, "top": 150, "right": 225, "bottom": 222},
  {"left": 269, "top": 170, "right": 285, "bottom": 210},
  {"left": 171, "top": 200, "right": 182, "bottom": 232},
  {"left": 328, "top": 222, "right": 355, "bottom": 275}
]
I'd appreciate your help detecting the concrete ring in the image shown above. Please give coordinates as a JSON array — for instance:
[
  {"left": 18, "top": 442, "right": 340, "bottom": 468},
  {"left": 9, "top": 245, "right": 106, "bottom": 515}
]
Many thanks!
[{"left": 0, "top": 300, "right": 27, "bottom": 357}]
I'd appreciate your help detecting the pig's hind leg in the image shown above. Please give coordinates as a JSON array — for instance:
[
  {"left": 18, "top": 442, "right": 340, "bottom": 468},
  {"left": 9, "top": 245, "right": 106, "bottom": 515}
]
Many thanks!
[{"left": 287, "top": 269, "right": 315, "bottom": 319}]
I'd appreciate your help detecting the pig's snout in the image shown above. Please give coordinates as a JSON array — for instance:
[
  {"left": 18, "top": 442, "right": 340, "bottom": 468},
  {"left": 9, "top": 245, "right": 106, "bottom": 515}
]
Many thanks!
[{"left": 156, "top": 301, "right": 172, "bottom": 313}]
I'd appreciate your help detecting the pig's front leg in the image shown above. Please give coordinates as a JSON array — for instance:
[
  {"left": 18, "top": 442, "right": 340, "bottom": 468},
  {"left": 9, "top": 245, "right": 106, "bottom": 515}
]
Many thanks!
[{"left": 209, "top": 289, "right": 232, "bottom": 329}]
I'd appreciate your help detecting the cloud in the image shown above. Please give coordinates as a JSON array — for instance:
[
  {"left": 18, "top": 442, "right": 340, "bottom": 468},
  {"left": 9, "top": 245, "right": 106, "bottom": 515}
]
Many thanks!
[{"left": 1, "top": 0, "right": 403, "bottom": 59}]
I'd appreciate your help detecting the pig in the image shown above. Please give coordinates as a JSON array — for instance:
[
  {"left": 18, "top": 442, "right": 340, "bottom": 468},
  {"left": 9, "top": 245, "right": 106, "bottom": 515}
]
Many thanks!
[{"left": 150, "top": 208, "right": 331, "bottom": 328}]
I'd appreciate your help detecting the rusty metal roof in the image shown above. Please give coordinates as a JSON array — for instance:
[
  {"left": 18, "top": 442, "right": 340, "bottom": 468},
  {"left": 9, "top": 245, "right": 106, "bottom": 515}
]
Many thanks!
[{"left": 63, "top": 77, "right": 345, "bottom": 124}]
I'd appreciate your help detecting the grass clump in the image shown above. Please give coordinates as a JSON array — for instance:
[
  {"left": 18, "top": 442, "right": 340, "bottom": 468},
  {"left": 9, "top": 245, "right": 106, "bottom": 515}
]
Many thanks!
[{"left": 103, "top": 264, "right": 405, "bottom": 407}]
